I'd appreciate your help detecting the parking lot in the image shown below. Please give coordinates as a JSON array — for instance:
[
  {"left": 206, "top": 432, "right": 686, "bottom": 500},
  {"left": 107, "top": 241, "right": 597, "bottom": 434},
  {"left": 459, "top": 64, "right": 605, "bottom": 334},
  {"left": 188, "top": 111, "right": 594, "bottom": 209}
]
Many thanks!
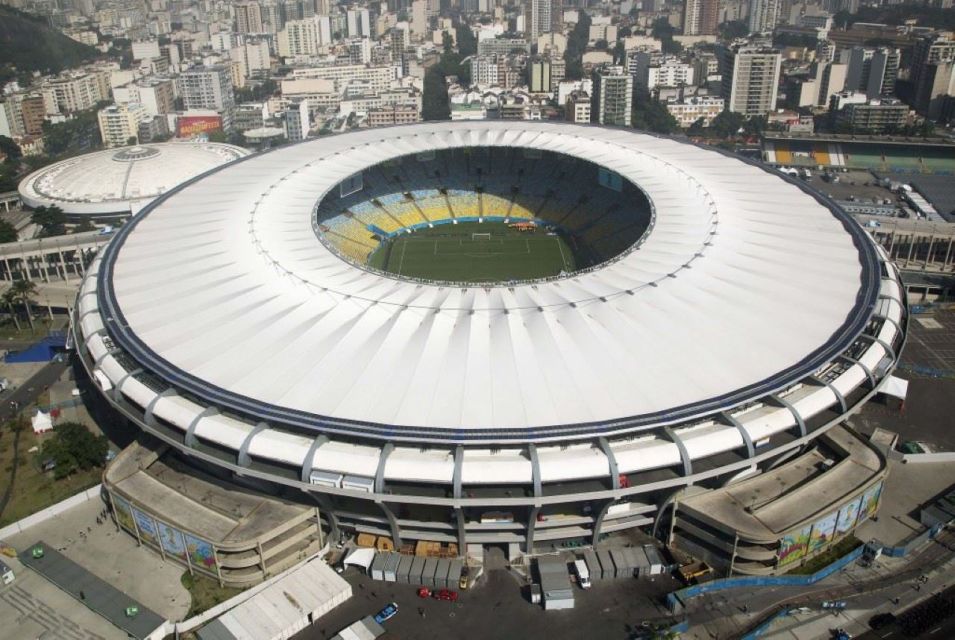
[
  {"left": 295, "top": 562, "right": 681, "bottom": 640},
  {"left": 854, "top": 308, "right": 955, "bottom": 452}
]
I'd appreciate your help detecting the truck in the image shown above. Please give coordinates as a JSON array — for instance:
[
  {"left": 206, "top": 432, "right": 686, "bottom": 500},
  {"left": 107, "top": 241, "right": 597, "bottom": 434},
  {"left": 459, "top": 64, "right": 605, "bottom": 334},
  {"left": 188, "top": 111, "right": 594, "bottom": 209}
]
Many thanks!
[{"left": 573, "top": 559, "right": 591, "bottom": 589}]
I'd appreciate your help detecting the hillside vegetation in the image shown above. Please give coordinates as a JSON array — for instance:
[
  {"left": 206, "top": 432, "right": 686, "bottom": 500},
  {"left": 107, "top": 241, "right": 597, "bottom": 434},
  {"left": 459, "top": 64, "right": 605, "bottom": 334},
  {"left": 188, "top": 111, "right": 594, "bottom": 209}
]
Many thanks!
[{"left": 0, "top": 6, "right": 100, "bottom": 85}]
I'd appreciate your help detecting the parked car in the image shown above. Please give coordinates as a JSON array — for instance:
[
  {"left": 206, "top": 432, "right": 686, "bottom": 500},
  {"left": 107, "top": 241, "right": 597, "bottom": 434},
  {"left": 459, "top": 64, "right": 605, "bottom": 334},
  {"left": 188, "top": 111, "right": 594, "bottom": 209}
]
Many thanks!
[
  {"left": 435, "top": 589, "right": 459, "bottom": 602},
  {"left": 374, "top": 602, "right": 398, "bottom": 624}
]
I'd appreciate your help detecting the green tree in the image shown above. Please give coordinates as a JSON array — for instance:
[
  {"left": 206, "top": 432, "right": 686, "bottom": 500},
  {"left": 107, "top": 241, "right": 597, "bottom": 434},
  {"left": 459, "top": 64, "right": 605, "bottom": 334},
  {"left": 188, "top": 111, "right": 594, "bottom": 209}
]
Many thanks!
[
  {"left": 40, "top": 422, "right": 108, "bottom": 479},
  {"left": 0, "top": 219, "right": 17, "bottom": 243},
  {"left": 718, "top": 20, "right": 749, "bottom": 41},
  {"left": 563, "top": 11, "right": 592, "bottom": 80},
  {"left": 1, "top": 288, "right": 21, "bottom": 331},
  {"left": 423, "top": 67, "right": 450, "bottom": 121},
  {"left": 31, "top": 205, "right": 66, "bottom": 237},
  {"left": 687, "top": 116, "right": 707, "bottom": 137},
  {"left": 0, "top": 135, "right": 22, "bottom": 162},
  {"left": 708, "top": 110, "right": 746, "bottom": 138},
  {"left": 631, "top": 90, "right": 679, "bottom": 134},
  {"left": 10, "top": 278, "right": 37, "bottom": 331},
  {"left": 456, "top": 23, "right": 477, "bottom": 57},
  {"left": 75, "top": 218, "right": 96, "bottom": 233}
]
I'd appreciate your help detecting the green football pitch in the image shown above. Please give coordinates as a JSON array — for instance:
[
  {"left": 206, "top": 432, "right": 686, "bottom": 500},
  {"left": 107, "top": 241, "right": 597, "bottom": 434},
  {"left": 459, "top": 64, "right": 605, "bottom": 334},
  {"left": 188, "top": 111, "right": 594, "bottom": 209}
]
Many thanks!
[{"left": 367, "top": 222, "right": 576, "bottom": 282}]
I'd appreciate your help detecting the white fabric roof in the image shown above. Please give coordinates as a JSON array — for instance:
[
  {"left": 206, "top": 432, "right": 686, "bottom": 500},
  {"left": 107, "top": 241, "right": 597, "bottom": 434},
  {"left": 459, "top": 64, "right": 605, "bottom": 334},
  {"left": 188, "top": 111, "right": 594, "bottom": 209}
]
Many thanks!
[
  {"left": 101, "top": 122, "right": 870, "bottom": 439},
  {"left": 18, "top": 142, "right": 248, "bottom": 215}
]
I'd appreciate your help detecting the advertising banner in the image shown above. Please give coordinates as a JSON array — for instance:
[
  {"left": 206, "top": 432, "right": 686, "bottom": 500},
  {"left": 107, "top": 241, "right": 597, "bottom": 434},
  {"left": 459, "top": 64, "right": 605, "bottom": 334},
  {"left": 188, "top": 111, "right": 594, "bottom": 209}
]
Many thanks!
[
  {"left": 184, "top": 532, "right": 217, "bottom": 570},
  {"left": 111, "top": 494, "right": 135, "bottom": 534},
  {"left": 177, "top": 115, "right": 222, "bottom": 138},
  {"left": 131, "top": 507, "right": 159, "bottom": 547},
  {"left": 835, "top": 496, "right": 863, "bottom": 538},
  {"left": 808, "top": 511, "right": 839, "bottom": 554},
  {"left": 777, "top": 524, "right": 812, "bottom": 566},
  {"left": 857, "top": 481, "right": 884, "bottom": 524},
  {"left": 158, "top": 521, "right": 188, "bottom": 561}
]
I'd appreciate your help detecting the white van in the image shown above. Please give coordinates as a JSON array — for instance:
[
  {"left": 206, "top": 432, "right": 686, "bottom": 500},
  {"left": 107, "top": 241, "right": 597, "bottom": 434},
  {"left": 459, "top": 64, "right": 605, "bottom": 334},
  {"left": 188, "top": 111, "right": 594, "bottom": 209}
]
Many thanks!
[{"left": 573, "top": 559, "right": 591, "bottom": 589}]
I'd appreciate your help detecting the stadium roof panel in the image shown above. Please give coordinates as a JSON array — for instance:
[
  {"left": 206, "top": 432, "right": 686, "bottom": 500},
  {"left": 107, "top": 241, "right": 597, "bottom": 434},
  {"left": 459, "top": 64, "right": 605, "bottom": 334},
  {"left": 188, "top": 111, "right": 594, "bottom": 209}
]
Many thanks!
[
  {"left": 96, "top": 122, "right": 878, "bottom": 441},
  {"left": 18, "top": 142, "right": 249, "bottom": 216}
]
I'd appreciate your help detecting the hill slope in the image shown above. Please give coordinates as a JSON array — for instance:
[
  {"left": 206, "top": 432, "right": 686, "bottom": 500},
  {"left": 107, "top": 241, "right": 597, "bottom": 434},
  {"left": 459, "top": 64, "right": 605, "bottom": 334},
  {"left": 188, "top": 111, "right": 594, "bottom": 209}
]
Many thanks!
[{"left": 0, "top": 6, "right": 100, "bottom": 84}]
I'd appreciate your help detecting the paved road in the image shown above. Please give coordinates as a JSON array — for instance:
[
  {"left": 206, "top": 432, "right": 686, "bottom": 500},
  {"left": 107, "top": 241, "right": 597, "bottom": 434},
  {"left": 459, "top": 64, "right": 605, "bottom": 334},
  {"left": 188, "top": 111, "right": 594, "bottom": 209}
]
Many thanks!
[
  {"left": 0, "top": 359, "right": 70, "bottom": 421},
  {"left": 856, "top": 583, "right": 955, "bottom": 640}
]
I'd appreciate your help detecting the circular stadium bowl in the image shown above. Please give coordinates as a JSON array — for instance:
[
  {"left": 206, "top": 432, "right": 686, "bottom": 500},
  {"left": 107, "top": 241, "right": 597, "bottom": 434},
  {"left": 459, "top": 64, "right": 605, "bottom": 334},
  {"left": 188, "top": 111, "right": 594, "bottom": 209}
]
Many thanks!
[
  {"left": 75, "top": 123, "right": 906, "bottom": 562},
  {"left": 18, "top": 142, "right": 249, "bottom": 220}
]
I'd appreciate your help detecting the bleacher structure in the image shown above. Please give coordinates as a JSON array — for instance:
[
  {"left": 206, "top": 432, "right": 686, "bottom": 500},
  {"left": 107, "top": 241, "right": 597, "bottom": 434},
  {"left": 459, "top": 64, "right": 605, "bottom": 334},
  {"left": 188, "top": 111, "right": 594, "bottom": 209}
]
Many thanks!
[
  {"left": 763, "top": 136, "right": 955, "bottom": 174},
  {"left": 313, "top": 148, "right": 651, "bottom": 267}
]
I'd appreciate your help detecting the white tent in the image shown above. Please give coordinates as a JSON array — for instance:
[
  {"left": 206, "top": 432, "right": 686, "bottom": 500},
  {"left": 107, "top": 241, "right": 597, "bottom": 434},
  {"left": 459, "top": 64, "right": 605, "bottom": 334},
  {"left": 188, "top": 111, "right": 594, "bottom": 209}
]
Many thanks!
[
  {"left": 881, "top": 375, "right": 909, "bottom": 400},
  {"left": 342, "top": 548, "right": 375, "bottom": 573},
  {"left": 31, "top": 410, "right": 53, "bottom": 434}
]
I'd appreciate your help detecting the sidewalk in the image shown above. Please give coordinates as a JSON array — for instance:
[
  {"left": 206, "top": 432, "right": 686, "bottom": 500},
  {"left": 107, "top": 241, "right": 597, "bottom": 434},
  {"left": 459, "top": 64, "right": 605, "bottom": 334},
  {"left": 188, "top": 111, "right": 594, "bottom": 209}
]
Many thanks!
[{"left": 681, "top": 530, "right": 955, "bottom": 639}]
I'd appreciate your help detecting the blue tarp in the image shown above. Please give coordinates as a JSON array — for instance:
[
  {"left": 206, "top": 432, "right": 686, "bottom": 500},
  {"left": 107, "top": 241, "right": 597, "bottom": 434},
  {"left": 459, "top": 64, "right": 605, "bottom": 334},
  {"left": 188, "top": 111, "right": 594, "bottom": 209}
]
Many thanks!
[{"left": 5, "top": 333, "right": 67, "bottom": 363}]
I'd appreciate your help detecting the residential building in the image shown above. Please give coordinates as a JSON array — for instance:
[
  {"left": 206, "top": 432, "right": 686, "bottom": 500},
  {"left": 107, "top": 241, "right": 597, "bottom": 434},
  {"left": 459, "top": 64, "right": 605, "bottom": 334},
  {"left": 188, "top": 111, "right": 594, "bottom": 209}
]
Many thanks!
[
  {"left": 347, "top": 8, "right": 372, "bottom": 38},
  {"left": 565, "top": 90, "right": 591, "bottom": 123},
  {"left": 235, "top": 2, "right": 264, "bottom": 33},
  {"left": 179, "top": 66, "right": 236, "bottom": 131},
  {"left": 748, "top": 0, "right": 779, "bottom": 34},
  {"left": 290, "top": 64, "right": 397, "bottom": 94},
  {"left": 231, "top": 40, "right": 271, "bottom": 82},
  {"left": 914, "top": 62, "right": 955, "bottom": 120},
  {"left": 529, "top": 59, "right": 552, "bottom": 93},
  {"left": 683, "top": 0, "right": 719, "bottom": 36},
  {"left": 719, "top": 44, "right": 781, "bottom": 116},
  {"left": 235, "top": 103, "right": 268, "bottom": 131},
  {"left": 843, "top": 46, "right": 900, "bottom": 99},
  {"left": 525, "top": 0, "right": 561, "bottom": 43},
  {"left": 911, "top": 34, "right": 955, "bottom": 117},
  {"left": 284, "top": 100, "right": 309, "bottom": 142},
  {"left": 40, "top": 72, "right": 108, "bottom": 114},
  {"left": 278, "top": 18, "right": 328, "bottom": 58},
  {"left": 631, "top": 53, "right": 695, "bottom": 91},
  {"left": 666, "top": 96, "right": 725, "bottom": 127},
  {"left": 98, "top": 102, "right": 148, "bottom": 147},
  {"left": 113, "top": 77, "right": 176, "bottom": 117},
  {"left": 367, "top": 104, "right": 422, "bottom": 127},
  {"left": 280, "top": 78, "right": 340, "bottom": 113},
  {"left": 831, "top": 96, "right": 910, "bottom": 133},
  {"left": 591, "top": 66, "right": 633, "bottom": 127},
  {"left": 132, "top": 40, "right": 161, "bottom": 61},
  {"left": 20, "top": 96, "right": 47, "bottom": 136},
  {"left": 478, "top": 38, "right": 531, "bottom": 57}
]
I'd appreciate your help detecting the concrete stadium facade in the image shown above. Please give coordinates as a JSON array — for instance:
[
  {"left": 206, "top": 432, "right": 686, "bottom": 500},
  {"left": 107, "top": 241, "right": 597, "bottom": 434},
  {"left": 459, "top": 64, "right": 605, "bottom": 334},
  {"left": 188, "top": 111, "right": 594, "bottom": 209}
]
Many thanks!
[{"left": 74, "top": 123, "right": 906, "bottom": 573}]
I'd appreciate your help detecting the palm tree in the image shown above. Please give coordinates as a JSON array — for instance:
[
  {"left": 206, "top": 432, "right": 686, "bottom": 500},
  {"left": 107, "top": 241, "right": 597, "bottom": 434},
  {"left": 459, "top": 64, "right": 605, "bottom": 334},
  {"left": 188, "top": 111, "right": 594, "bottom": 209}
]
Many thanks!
[
  {"left": 1, "top": 288, "right": 21, "bottom": 332},
  {"left": 11, "top": 279, "right": 37, "bottom": 332}
]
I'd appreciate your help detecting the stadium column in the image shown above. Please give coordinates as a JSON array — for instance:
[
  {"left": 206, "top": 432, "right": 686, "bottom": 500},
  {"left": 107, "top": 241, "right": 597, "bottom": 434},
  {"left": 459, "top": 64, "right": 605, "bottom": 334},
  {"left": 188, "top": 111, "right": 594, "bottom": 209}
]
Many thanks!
[
  {"left": 838, "top": 354, "right": 876, "bottom": 388},
  {"left": 588, "top": 438, "right": 622, "bottom": 547},
  {"left": 453, "top": 445, "right": 466, "bottom": 552},
  {"left": 768, "top": 394, "right": 806, "bottom": 439},
  {"left": 375, "top": 443, "right": 402, "bottom": 548},
  {"left": 526, "top": 444, "right": 543, "bottom": 552},
  {"left": 300, "top": 435, "right": 338, "bottom": 542},
  {"left": 185, "top": 407, "right": 219, "bottom": 448},
  {"left": 720, "top": 411, "right": 755, "bottom": 460},
  {"left": 143, "top": 388, "right": 177, "bottom": 428},
  {"left": 237, "top": 422, "right": 268, "bottom": 467},
  {"left": 808, "top": 374, "right": 847, "bottom": 414}
]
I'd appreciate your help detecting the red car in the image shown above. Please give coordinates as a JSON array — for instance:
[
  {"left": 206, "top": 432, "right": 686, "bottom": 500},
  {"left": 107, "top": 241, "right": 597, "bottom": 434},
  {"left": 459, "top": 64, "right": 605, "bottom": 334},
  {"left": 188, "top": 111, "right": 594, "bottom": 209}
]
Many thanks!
[
  {"left": 434, "top": 589, "right": 459, "bottom": 602},
  {"left": 417, "top": 587, "right": 432, "bottom": 598}
]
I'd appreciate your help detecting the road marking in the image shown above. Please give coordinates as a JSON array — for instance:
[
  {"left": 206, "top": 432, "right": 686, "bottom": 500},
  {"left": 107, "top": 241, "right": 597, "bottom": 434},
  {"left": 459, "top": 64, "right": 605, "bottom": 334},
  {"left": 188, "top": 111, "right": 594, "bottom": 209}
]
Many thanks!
[{"left": 930, "top": 626, "right": 942, "bottom": 634}]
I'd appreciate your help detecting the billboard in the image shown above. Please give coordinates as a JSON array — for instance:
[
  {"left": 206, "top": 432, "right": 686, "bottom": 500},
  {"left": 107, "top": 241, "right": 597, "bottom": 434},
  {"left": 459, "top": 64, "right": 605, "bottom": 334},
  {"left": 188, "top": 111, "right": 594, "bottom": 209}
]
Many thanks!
[
  {"left": 857, "top": 481, "right": 884, "bottom": 525},
  {"left": 112, "top": 494, "right": 135, "bottom": 534},
  {"left": 835, "top": 496, "right": 863, "bottom": 538},
  {"left": 184, "top": 532, "right": 217, "bottom": 571},
  {"left": 777, "top": 524, "right": 811, "bottom": 566},
  {"left": 339, "top": 172, "right": 364, "bottom": 198},
  {"left": 808, "top": 511, "right": 838, "bottom": 554},
  {"left": 131, "top": 506, "right": 159, "bottom": 547},
  {"left": 178, "top": 114, "right": 222, "bottom": 138},
  {"left": 158, "top": 521, "right": 188, "bottom": 562}
]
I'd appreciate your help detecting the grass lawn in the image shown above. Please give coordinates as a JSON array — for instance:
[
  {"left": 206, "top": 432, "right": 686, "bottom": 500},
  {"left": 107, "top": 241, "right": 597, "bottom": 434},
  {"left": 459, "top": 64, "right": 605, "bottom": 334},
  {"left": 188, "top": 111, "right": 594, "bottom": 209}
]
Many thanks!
[
  {"left": 0, "top": 421, "right": 103, "bottom": 527},
  {"left": 181, "top": 571, "right": 246, "bottom": 618},
  {"left": 786, "top": 536, "right": 862, "bottom": 575},
  {"left": 367, "top": 221, "right": 575, "bottom": 282},
  {"left": 0, "top": 317, "right": 63, "bottom": 342}
]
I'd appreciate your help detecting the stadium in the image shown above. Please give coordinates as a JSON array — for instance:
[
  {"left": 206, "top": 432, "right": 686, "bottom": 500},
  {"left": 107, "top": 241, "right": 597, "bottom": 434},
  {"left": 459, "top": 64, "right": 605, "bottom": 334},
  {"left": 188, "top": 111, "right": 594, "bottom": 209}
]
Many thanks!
[
  {"left": 18, "top": 141, "right": 249, "bottom": 220},
  {"left": 74, "top": 122, "right": 906, "bottom": 582}
]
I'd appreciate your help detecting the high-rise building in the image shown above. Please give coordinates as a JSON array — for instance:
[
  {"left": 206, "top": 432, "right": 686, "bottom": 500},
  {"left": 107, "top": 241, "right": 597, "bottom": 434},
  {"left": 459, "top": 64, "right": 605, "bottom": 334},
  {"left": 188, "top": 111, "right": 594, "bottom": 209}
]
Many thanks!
[
  {"left": 98, "top": 103, "right": 148, "bottom": 147},
  {"left": 565, "top": 90, "right": 591, "bottom": 123},
  {"left": 529, "top": 59, "right": 552, "bottom": 93},
  {"left": 748, "top": 0, "right": 779, "bottom": 34},
  {"left": 591, "top": 66, "right": 633, "bottom": 127},
  {"left": 525, "top": 0, "right": 561, "bottom": 43},
  {"left": 235, "top": 1, "right": 264, "bottom": 33},
  {"left": 20, "top": 95, "right": 47, "bottom": 136},
  {"left": 113, "top": 77, "right": 176, "bottom": 116},
  {"left": 284, "top": 100, "right": 310, "bottom": 142},
  {"left": 719, "top": 44, "right": 781, "bottom": 116},
  {"left": 347, "top": 8, "right": 371, "bottom": 38},
  {"left": 179, "top": 66, "right": 236, "bottom": 131},
  {"left": 911, "top": 34, "right": 955, "bottom": 117},
  {"left": 278, "top": 17, "right": 331, "bottom": 58},
  {"left": 683, "top": 0, "right": 719, "bottom": 36},
  {"left": 843, "top": 47, "right": 899, "bottom": 99}
]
